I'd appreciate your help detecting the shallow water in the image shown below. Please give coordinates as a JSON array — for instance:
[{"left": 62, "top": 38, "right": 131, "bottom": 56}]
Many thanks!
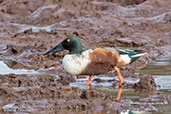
[
  {"left": 70, "top": 55, "right": 171, "bottom": 114},
  {"left": 0, "top": 56, "right": 171, "bottom": 113},
  {"left": 137, "top": 56, "right": 171, "bottom": 113},
  {"left": 137, "top": 56, "right": 171, "bottom": 75},
  {"left": 137, "top": 56, "right": 171, "bottom": 91}
]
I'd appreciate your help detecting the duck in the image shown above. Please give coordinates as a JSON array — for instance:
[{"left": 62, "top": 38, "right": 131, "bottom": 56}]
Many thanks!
[{"left": 43, "top": 36, "right": 147, "bottom": 86}]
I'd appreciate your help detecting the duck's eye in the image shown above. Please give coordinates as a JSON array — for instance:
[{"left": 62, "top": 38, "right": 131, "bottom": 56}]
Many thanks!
[{"left": 66, "top": 39, "right": 70, "bottom": 43}]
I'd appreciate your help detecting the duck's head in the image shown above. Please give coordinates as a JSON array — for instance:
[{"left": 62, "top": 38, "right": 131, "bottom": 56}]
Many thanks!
[{"left": 43, "top": 36, "right": 83, "bottom": 55}]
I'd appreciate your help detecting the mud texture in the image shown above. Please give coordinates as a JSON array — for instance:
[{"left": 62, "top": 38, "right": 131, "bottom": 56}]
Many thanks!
[
  {"left": 0, "top": 0, "right": 171, "bottom": 113},
  {"left": 0, "top": 74, "right": 130, "bottom": 114},
  {"left": 133, "top": 74, "right": 156, "bottom": 91}
]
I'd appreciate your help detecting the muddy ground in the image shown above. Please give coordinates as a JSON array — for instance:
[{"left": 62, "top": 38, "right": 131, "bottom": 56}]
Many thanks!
[{"left": 0, "top": 0, "right": 171, "bottom": 113}]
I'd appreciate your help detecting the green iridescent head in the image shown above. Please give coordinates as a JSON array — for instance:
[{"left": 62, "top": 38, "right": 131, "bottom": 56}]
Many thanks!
[{"left": 43, "top": 36, "right": 83, "bottom": 55}]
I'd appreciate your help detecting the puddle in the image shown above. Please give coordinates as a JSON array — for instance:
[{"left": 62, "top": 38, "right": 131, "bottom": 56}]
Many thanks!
[
  {"left": 136, "top": 56, "right": 171, "bottom": 91},
  {"left": 137, "top": 56, "right": 171, "bottom": 114},
  {"left": 70, "top": 55, "right": 171, "bottom": 114},
  {"left": 0, "top": 60, "right": 39, "bottom": 75},
  {"left": 137, "top": 56, "right": 171, "bottom": 75}
]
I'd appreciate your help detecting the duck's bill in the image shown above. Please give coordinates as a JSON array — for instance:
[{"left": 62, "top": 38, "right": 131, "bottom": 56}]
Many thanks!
[{"left": 43, "top": 43, "right": 64, "bottom": 55}]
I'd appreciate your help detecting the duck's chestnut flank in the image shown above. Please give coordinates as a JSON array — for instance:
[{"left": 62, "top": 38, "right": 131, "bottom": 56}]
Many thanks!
[{"left": 81, "top": 48, "right": 119, "bottom": 75}]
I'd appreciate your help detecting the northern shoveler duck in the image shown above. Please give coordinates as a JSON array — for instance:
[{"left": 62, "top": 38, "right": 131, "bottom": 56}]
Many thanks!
[{"left": 43, "top": 36, "right": 146, "bottom": 86}]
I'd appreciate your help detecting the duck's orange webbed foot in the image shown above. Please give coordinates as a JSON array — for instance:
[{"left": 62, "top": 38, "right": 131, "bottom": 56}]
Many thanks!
[
  {"left": 114, "top": 66, "right": 124, "bottom": 85},
  {"left": 85, "top": 75, "right": 93, "bottom": 86},
  {"left": 115, "top": 87, "right": 123, "bottom": 101}
]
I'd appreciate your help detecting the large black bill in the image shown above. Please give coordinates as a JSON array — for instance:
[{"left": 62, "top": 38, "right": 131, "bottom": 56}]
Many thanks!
[{"left": 43, "top": 43, "right": 64, "bottom": 55}]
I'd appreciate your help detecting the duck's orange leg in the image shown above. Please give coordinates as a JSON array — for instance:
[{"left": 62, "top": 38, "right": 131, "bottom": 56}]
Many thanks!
[
  {"left": 115, "top": 87, "right": 123, "bottom": 101},
  {"left": 85, "top": 75, "right": 93, "bottom": 86},
  {"left": 114, "top": 66, "right": 124, "bottom": 85}
]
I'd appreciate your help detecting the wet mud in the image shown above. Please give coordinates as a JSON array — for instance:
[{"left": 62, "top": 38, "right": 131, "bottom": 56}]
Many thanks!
[
  {"left": 0, "top": 74, "right": 131, "bottom": 114},
  {"left": 0, "top": 0, "right": 171, "bottom": 113}
]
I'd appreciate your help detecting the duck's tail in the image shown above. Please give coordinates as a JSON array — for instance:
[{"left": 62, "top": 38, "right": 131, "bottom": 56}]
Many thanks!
[
  {"left": 128, "top": 52, "right": 147, "bottom": 63},
  {"left": 117, "top": 48, "right": 147, "bottom": 64}
]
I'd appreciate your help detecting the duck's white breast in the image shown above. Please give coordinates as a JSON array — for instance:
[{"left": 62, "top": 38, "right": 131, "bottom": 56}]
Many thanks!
[{"left": 62, "top": 49, "right": 93, "bottom": 75}]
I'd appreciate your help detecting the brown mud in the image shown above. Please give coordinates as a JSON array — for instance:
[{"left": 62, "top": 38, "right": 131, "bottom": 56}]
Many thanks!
[{"left": 0, "top": 0, "right": 171, "bottom": 113}]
